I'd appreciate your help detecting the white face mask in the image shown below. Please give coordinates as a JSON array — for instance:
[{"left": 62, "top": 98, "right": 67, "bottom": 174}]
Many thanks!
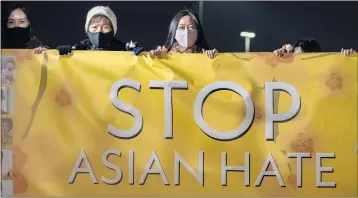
[{"left": 175, "top": 29, "right": 198, "bottom": 48}]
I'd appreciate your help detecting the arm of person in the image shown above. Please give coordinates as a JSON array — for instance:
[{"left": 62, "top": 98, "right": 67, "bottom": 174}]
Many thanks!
[
  {"left": 202, "top": 48, "right": 218, "bottom": 59},
  {"left": 32, "top": 37, "right": 50, "bottom": 54}
]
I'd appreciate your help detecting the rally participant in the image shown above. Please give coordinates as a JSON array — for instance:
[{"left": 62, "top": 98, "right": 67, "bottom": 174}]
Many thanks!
[
  {"left": 150, "top": 10, "right": 217, "bottom": 59},
  {"left": 273, "top": 38, "right": 356, "bottom": 56},
  {"left": 57, "top": 6, "right": 143, "bottom": 55},
  {"left": 1, "top": 4, "right": 48, "bottom": 54},
  {"left": 273, "top": 38, "right": 322, "bottom": 56}
]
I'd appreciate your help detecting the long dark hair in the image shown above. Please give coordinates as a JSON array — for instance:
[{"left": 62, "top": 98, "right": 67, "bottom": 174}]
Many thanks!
[
  {"left": 164, "top": 10, "right": 209, "bottom": 52},
  {"left": 292, "top": 38, "right": 322, "bottom": 52}
]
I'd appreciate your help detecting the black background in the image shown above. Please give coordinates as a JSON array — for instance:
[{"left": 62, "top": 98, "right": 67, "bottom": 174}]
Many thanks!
[{"left": 2, "top": 1, "right": 358, "bottom": 52}]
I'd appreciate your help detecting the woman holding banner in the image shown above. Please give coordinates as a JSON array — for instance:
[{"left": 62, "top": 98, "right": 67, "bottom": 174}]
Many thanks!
[
  {"left": 57, "top": 6, "right": 143, "bottom": 56},
  {"left": 1, "top": 4, "right": 48, "bottom": 54},
  {"left": 150, "top": 10, "right": 217, "bottom": 59},
  {"left": 273, "top": 38, "right": 356, "bottom": 56}
]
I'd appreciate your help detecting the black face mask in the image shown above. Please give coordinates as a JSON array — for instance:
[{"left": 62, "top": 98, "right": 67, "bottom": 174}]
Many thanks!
[
  {"left": 3, "top": 27, "right": 31, "bottom": 49},
  {"left": 87, "top": 31, "right": 113, "bottom": 49}
]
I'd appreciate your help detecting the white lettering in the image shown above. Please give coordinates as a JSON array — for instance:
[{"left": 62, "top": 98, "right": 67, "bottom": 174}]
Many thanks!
[
  {"left": 265, "top": 82, "right": 301, "bottom": 140},
  {"left": 194, "top": 82, "right": 254, "bottom": 141},
  {"left": 108, "top": 79, "right": 143, "bottom": 139}
]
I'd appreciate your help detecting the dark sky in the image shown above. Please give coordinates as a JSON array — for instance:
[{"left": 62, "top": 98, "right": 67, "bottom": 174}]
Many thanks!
[{"left": 2, "top": 1, "right": 358, "bottom": 52}]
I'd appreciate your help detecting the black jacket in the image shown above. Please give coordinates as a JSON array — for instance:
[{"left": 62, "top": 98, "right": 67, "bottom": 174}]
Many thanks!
[
  {"left": 2, "top": 36, "right": 47, "bottom": 49},
  {"left": 73, "top": 37, "right": 127, "bottom": 51}
]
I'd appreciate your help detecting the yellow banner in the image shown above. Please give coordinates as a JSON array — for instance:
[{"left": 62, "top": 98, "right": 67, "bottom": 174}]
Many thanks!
[{"left": 1, "top": 49, "right": 357, "bottom": 197}]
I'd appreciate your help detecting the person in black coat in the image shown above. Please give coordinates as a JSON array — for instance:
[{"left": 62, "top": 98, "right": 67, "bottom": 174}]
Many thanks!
[
  {"left": 57, "top": 6, "right": 143, "bottom": 55},
  {"left": 2, "top": 4, "right": 48, "bottom": 54}
]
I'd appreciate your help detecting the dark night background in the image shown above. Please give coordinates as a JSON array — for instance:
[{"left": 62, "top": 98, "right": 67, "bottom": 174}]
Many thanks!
[{"left": 2, "top": 1, "right": 358, "bottom": 52}]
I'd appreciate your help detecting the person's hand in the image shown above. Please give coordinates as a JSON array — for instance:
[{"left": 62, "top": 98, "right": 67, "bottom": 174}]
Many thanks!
[
  {"left": 33, "top": 47, "right": 47, "bottom": 54},
  {"left": 203, "top": 48, "right": 218, "bottom": 59},
  {"left": 283, "top": 44, "right": 293, "bottom": 52},
  {"left": 341, "top": 48, "right": 356, "bottom": 56},
  {"left": 150, "top": 46, "right": 167, "bottom": 58},
  {"left": 57, "top": 45, "right": 73, "bottom": 56},
  {"left": 273, "top": 44, "right": 292, "bottom": 56}
]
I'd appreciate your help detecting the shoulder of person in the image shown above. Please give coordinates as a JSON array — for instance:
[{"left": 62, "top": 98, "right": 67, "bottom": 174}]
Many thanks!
[{"left": 109, "top": 37, "right": 127, "bottom": 51}]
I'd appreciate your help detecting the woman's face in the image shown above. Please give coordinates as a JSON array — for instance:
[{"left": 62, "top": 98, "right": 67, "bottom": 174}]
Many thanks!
[
  {"left": 88, "top": 16, "right": 112, "bottom": 33},
  {"left": 175, "top": 15, "right": 198, "bottom": 48},
  {"left": 177, "top": 15, "right": 197, "bottom": 31},
  {"left": 7, "top": 8, "right": 30, "bottom": 28}
]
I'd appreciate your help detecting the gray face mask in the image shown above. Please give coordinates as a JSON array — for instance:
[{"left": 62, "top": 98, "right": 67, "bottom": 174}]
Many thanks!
[{"left": 87, "top": 31, "right": 113, "bottom": 49}]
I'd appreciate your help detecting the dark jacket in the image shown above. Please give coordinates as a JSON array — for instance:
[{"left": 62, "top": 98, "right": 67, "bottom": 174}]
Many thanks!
[
  {"left": 73, "top": 37, "right": 127, "bottom": 51},
  {"left": 1, "top": 36, "right": 46, "bottom": 49}
]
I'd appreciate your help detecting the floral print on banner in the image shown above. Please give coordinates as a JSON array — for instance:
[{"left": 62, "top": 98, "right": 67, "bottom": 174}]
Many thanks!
[
  {"left": 245, "top": 53, "right": 310, "bottom": 91},
  {"left": 55, "top": 89, "right": 72, "bottom": 107},
  {"left": 256, "top": 52, "right": 295, "bottom": 67},
  {"left": 48, "top": 80, "right": 77, "bottom": 110},
  {"left": 325, "top": 72, "right": 344, "bottom": 91},
  {"left": 276, "top": 123, "right": 321, "bottom": 155}
]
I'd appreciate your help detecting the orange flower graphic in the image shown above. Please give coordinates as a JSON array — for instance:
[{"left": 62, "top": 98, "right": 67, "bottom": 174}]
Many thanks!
[
  {"left": 325, "top": 72, "right": 343, "bottom": 91},
  {"left": 276, "top": 121, "right": 322, "bottom": 157},
  {"left": 315, "top": 64, "right": 354, "bottom": 98},
  {"left": 256, "top": 53, "right": 295, "bottom": 67},
  {"left": 55, "top": 89, "right": 72, "bottom": 107},
  {"left": 265, "top": 56, "right": 279, "bottom": 67},
  {"left": 290, "top": 132, "right": 315, "bottom": 153},
  {"left": 245, "top": 53, "right": 310, "bottom": 92}
]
